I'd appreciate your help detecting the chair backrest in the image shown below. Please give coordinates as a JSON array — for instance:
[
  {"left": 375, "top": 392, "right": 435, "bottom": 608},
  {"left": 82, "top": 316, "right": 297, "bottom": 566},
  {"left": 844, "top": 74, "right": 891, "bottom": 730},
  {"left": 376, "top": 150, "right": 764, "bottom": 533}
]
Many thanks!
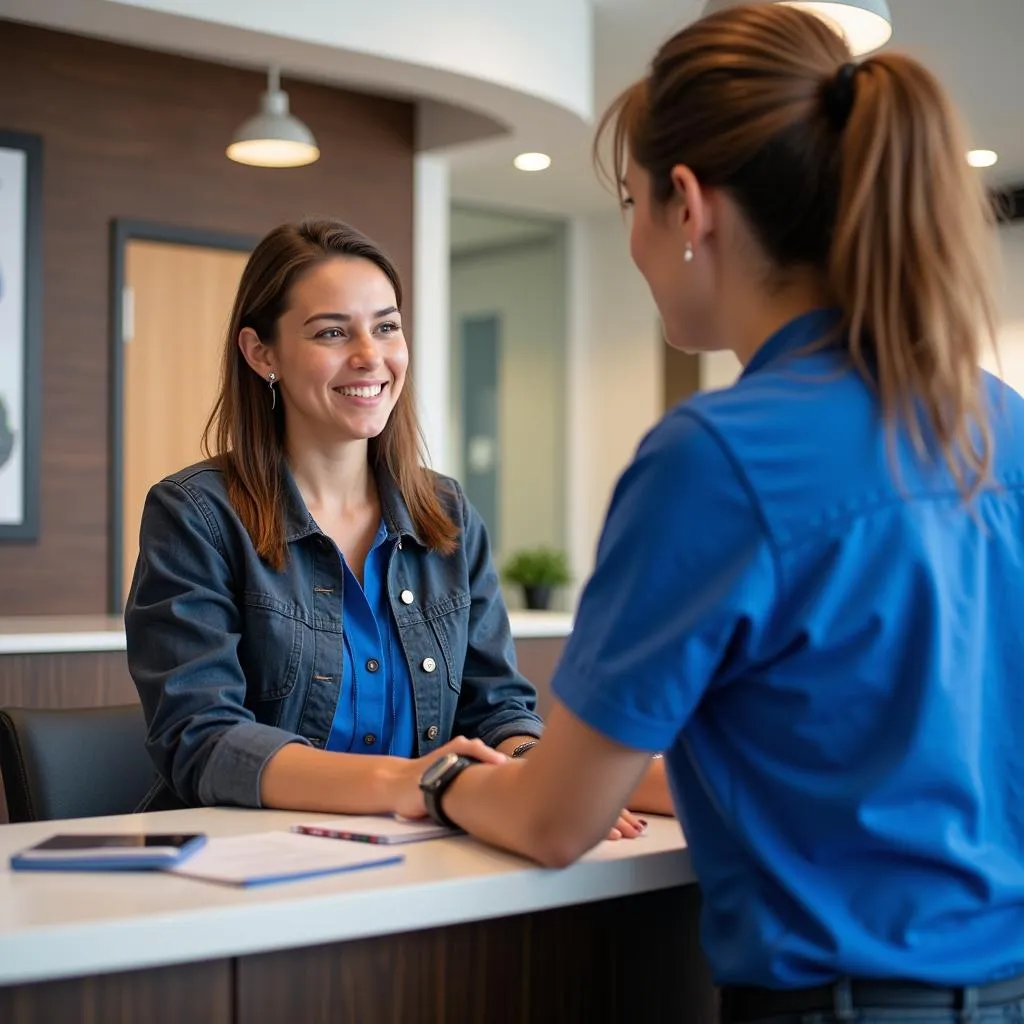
[{"left": 0, "top": 704, "right": 157, "bottom": 822}]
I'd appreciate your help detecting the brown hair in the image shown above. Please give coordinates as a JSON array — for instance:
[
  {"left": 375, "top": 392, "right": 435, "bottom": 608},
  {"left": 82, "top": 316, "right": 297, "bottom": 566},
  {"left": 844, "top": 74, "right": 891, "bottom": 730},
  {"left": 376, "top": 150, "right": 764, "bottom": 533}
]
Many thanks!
[
  {"left": 203, "top": 218, "right": 458, "bottom": 568},
  {"left": 597, "top": 3, "right": 998, "bottom": 497}
]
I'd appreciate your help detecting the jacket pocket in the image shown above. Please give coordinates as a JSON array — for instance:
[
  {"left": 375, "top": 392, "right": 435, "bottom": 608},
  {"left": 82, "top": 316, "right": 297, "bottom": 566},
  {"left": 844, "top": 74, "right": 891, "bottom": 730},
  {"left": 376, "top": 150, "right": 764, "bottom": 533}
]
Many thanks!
[{"left": 239, "top": 597, "right": 306, "bottom": 702}]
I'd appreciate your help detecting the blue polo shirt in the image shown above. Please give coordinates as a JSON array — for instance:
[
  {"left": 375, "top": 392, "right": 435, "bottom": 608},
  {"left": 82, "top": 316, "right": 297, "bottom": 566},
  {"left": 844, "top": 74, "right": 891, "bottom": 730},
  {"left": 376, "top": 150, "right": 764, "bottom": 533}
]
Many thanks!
[
  {"left": 554, "top": 309, "right": 1024, "bottom": 988},
  {"left": 327, "top": 520, "right": 415, "bottom": 757}
]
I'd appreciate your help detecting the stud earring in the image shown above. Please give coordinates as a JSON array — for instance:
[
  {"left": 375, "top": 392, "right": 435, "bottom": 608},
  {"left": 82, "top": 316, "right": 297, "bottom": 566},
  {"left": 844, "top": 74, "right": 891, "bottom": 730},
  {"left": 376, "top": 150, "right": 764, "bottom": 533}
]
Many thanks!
[
  {"left": 267, "top": 371, "right": 278, "bottom": 411},
  {"left": 683, "top": 242, "right": 695, "bottom": 263}
]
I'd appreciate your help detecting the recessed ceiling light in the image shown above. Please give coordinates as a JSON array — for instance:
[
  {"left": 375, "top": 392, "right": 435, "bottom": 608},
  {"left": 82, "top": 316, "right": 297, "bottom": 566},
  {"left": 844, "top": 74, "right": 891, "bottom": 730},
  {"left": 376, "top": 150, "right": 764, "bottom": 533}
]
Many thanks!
[
  {"left": 513, "top": 152, "right": 552, "bottom": 172},
  {"left": 966, "top": 149, "right": 998, "bottom": 169}
]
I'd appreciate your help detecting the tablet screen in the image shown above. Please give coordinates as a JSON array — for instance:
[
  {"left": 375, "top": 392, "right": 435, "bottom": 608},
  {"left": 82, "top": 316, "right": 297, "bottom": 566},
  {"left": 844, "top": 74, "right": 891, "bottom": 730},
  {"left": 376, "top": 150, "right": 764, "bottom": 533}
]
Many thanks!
[{"left": 24, "top": 833, "right": 202, "bottom": 854}]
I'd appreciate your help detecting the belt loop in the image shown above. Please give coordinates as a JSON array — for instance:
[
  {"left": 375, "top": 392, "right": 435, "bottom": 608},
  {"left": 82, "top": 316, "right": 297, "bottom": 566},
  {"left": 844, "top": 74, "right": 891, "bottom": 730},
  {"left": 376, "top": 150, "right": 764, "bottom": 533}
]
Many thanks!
[
  {"left": 957, "top": 986, "right": 979, "bottom": 1024},
  {"left": 833, "top": 978, "right": 856, "bottom": 1022}
]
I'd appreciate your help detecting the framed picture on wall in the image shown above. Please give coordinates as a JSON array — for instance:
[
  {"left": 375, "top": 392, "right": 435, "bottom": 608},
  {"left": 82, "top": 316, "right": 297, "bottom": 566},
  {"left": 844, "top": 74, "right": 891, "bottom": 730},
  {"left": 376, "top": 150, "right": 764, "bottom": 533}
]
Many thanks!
[{"left": 0, "top": 130, "right": 42, "bottom": 541}]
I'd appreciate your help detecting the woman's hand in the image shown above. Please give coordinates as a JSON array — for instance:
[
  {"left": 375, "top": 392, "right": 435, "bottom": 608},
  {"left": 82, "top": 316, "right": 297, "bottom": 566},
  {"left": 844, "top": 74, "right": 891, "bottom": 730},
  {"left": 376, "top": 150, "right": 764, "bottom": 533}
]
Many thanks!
[
  {"left": 386, "top": 736, "right": 508, "bottom": 819},
  {"left": 607, "top": 809, "right": 647, "bottom": 840}
]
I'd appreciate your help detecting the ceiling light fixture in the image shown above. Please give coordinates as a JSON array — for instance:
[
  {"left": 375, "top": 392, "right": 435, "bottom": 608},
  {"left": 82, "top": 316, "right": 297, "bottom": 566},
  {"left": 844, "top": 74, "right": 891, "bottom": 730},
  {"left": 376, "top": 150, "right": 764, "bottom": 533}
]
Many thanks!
[
  {"left": 702, "top": 0, "right": 892, "bottom": 56},
  {"left": 513, "top": 152, "right": 552, "bottom": 172},
  {"left": 227, "top": 66, "right": 320, "bottom": 168},
  {"left": 966, "top": 149, "right": 999, "bottom": 169}
]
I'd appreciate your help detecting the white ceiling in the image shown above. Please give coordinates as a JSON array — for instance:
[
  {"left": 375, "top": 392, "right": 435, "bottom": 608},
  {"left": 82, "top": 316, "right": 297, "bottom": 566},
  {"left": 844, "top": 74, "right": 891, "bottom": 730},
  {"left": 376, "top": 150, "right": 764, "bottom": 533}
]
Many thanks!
[
  {"left": 3, "top": 0, "right": 1021, "bottom": 221},
  {"left": 450, "top": 207, "right": 561, "bottom": 257},
  {"left": 449, "top": 0, "right": 1024, "bottom": 218}
]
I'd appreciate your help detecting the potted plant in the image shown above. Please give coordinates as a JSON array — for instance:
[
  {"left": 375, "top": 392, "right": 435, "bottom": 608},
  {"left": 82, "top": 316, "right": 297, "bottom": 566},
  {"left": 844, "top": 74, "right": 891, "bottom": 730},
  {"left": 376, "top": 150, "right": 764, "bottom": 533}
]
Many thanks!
[{"left": 501, "top": 547, "right": 571, "bottom": 611}]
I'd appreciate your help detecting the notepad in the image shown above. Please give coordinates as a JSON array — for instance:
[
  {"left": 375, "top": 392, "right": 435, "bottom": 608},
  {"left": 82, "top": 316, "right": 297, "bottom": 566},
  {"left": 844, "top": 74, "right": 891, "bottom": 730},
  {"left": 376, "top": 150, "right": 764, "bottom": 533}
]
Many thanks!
[
  {"left": 292, "top": 815, "right": 460, "bottom": 845},
  {"left": 168, "top": 830, "right": 403, "bottom": 887}
]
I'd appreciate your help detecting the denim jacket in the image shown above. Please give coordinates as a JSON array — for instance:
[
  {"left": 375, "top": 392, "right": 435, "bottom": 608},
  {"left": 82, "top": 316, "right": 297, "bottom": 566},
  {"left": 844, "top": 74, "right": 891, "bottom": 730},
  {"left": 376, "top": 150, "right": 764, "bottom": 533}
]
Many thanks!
[{"left": 125, "top": 460, "right": 542, "bottom": 810}]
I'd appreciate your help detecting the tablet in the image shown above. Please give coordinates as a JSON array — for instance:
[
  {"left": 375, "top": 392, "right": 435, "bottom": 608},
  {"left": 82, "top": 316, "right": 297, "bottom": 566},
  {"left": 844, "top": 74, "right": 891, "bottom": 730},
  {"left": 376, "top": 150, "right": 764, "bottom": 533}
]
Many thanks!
[{"left": 9, "top": 832, "right": 207, "bottom": 872}]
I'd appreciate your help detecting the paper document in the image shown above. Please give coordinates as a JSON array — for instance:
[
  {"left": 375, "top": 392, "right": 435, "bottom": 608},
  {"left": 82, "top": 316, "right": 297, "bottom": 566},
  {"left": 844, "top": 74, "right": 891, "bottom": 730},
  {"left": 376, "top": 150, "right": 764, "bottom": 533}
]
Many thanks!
[
  {"left": 292, "top": 815, "right": 459, "bottom": 845},
  {"left": 169, "top": 830, "right": 403, "bottom": 887}
]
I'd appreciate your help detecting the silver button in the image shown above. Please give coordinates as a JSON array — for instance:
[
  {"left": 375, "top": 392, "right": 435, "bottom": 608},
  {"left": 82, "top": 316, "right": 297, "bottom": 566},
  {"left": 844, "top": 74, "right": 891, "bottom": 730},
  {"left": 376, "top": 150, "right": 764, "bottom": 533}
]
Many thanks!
[
  {"left": 426, "top": 725, "right": 439, "bottom": 740},
  {"left": 422, "top": 657, "right": 437, "bottom": 673},
  {"left": 400, "top": 590, "right": 414, "bottom": 605},
  {"left": 366, "top": 658, "right": 380, "bottom": 673},
  {"left": 363, "top": 733, "right": 377, "bottom": 746}
]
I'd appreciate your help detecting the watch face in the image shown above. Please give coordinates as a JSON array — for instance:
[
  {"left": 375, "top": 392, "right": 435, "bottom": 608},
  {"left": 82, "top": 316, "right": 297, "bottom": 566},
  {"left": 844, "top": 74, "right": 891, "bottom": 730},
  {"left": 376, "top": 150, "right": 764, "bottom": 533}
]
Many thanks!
[{"left": 421, "top": 752, "right": 460, "bottom": 788}]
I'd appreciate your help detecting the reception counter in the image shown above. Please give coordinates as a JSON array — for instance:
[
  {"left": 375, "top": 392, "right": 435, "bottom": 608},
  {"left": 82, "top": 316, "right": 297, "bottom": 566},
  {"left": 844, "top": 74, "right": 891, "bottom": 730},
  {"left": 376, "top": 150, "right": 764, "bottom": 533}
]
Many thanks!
[
  {"left": 0, "top": 808, "right": 715, "bottom": 1023},
  {"left": 0, "top": 611, "right": 575, "bottom": 655}
]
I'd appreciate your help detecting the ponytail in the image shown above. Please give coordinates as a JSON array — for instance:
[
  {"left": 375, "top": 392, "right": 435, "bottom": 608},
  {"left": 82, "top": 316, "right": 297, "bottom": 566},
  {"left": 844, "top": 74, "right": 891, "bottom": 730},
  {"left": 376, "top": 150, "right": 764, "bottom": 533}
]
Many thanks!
[
  {"left": 596, "top": 3, "right": 1000, "bottom": 498},
  {"left": 832, "top": 55, "right": 998, "bottom": 497}
]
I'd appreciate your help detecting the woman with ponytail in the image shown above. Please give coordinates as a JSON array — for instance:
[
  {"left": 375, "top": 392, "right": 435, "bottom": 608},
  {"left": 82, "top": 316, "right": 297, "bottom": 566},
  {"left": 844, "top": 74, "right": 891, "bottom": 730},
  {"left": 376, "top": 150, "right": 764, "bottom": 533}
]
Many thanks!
[{"left": 396, "top": 5, "right": 1024, "bottom": 1020}]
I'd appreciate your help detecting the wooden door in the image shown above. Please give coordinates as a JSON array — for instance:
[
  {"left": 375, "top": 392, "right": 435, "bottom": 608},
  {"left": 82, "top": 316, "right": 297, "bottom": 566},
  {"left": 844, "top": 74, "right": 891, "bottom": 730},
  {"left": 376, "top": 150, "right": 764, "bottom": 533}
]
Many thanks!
[{"left": 122, "top": 241, "right": 248, "bottom": 604}]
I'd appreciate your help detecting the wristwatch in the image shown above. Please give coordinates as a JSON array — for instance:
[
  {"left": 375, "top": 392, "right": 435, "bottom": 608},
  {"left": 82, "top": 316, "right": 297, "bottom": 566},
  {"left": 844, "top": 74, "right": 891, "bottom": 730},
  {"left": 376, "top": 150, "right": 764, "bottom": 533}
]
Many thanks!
[{"left": 419, "top": 752, "right": 478, "bottom": 828}]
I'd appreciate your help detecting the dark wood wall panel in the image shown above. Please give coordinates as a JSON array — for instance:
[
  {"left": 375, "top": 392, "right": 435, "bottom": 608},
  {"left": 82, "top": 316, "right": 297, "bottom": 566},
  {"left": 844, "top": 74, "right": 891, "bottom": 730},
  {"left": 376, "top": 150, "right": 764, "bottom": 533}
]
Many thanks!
[
  {"left": 236, "top": 886, "right": 716, "bottom": 1024},
  {"left": 0, "top": 21, "right": 415, "bottom": 615},
  {"left": 0, "top": 958, "right": 232, "bottom": 1024},
  {"left": 0, "top": 650, "right": 135, "bottom": 709}
]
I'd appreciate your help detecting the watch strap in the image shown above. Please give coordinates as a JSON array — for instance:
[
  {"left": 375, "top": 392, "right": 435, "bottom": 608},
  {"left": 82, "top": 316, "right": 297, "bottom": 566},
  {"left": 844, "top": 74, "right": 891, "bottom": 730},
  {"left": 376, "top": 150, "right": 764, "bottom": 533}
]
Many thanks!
[{"left": 422, "top": 755, "right": 476, "bottom": 829}]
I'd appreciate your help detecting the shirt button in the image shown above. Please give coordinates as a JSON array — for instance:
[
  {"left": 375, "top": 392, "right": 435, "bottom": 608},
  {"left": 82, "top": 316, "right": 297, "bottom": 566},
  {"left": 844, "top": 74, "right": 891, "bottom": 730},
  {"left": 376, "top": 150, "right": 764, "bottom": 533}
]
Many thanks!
[
  {"left": 422, "top": 657, "right": 437, "bottom": 673},
  {"left": 363, "top": 733, "right": 377, "bottom": 746},
  {"left": 366, "top": 658, "right": 380, "bottom": 673},
  {"left": 426, "top": 725, "right": 439, "bottom": 741},
  {"left": 400, "top": 589, "right": 414, "bottom": 605}
]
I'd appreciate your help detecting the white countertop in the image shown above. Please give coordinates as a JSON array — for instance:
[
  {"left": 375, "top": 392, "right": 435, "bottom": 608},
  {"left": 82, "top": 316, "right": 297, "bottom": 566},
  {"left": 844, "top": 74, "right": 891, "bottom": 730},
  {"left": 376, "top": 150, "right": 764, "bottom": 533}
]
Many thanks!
[
  {"left": 0, "top": 808, "right": 691, "bottom": 986},
  {"left": 0, "top": 610, "right": 573, "bottom": 655}
]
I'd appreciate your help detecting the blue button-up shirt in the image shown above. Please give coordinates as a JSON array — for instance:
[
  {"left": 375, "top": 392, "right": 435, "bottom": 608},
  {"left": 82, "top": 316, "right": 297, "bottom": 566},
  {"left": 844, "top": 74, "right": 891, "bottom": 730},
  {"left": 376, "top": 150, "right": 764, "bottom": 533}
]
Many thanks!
[
  {"left": 327, "top": 520, "right": 415, "bottom": 757},
  {"left": 554, "top": 309, "right": 1024, "bottom": 988}
]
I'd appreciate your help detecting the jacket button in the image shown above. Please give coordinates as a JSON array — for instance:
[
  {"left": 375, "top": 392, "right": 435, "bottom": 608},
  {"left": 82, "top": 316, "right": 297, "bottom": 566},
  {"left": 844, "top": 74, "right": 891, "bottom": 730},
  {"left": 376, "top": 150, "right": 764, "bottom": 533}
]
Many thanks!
[
  {"left": 400, "top": 589, "right": 415, "bottom": 605},
  {"left": 426, "top": 725, "right": 439, "bottom": 740},
  {"left": 366, "top": 658, "right": 380, "bottom": 673},
  {"left": 422, "top": 657, "right": 437, "bottom": 673},
  {"left": 363, "top": 733, "right": 377, "bottom": 746}
]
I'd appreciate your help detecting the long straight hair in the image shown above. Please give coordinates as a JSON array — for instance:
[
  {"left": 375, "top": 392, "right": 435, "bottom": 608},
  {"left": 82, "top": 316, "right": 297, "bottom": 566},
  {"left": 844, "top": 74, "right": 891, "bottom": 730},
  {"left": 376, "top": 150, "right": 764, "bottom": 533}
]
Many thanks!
[
  {"left": 597, "top": 3, "right": 998, "bottom": 498},
  {"left": 203, "top": 219, "right": 458, "bottom": 568}
]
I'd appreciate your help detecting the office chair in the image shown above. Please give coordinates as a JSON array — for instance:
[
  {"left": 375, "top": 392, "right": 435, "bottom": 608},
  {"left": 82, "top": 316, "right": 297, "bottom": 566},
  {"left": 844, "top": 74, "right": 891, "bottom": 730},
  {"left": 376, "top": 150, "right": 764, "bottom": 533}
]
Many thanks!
[{"left": 0, "top": 704, "right": 157, "bottom": 823}]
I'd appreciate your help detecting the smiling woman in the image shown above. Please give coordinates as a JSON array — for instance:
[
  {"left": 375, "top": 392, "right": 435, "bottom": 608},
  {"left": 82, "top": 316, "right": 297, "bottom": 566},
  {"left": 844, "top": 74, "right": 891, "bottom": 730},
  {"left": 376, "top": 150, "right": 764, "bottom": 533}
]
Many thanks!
[{"left": 122, "top": 218, "right": 548, "bottom": 816}]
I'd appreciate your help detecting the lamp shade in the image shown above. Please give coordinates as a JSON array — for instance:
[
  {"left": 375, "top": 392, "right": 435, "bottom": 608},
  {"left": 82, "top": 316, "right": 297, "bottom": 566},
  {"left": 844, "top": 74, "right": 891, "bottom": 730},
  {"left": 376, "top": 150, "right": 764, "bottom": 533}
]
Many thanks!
[
  {"left": 701, "top": 0, "right": 892, "bottom": 56},
  {"left": 226, "top": 69, "right": 320, "bottom": 168}
]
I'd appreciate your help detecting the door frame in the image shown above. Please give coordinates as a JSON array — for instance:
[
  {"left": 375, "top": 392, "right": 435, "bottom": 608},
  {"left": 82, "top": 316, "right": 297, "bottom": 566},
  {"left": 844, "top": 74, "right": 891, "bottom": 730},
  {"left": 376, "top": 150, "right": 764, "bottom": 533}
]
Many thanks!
[{"left": 108, "top": 220, "right": 256, "bottom": 612}]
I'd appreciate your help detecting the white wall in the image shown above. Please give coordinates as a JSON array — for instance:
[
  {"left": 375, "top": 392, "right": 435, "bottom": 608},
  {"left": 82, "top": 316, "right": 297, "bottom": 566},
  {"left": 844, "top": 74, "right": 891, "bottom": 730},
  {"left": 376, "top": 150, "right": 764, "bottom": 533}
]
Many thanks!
[
  {"left": 699, "top": 225, "right": 1024, "bottom": 393},
  {"left": 984, "top": 223, "right": 1024, "bottom": 392},
  {"left": 449, "top": 234, "right": 567, "bottom": 574},
  {"left": 700, "top": 349, "right": 742, "bottom": 391},
  {"left": 566, "top": 211, "right": 662, "bottom": 601},
  {"left": 413, "top": 154, "right": 453, "bottom": 474}
]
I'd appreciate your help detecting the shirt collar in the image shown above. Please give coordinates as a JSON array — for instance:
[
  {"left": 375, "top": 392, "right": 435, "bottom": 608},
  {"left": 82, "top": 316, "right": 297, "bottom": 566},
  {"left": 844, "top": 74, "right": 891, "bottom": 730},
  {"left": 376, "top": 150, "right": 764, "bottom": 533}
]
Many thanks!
[
  {"left": 280, "top": 459, "right": 425, "bottom": 547},
  {"left": 740, "top": 307, "right": 843, "bottom": 379}
]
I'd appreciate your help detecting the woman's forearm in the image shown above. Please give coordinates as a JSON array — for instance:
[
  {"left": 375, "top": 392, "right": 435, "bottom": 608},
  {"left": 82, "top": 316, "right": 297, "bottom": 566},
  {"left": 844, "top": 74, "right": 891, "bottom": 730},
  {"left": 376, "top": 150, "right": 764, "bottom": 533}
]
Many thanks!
[
  {"left": 258, "top": 742, "right": 403, "bottom": 813},
  {"left": 496, "top": 734, "right": 539, "bottom": 756}
]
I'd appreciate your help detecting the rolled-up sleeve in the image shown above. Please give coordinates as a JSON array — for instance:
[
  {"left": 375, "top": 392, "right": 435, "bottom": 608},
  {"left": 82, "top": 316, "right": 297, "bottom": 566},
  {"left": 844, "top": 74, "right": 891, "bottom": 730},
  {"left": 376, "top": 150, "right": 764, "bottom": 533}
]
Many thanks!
[
  {"left": 125, "top": 479, "right": 305, "bottom": 807},
  {"left": 552, "top": 409, "right": 777, "bottom": 753},
  {"left": 452, "top": 483, "right": 544, "bottom": 747}
]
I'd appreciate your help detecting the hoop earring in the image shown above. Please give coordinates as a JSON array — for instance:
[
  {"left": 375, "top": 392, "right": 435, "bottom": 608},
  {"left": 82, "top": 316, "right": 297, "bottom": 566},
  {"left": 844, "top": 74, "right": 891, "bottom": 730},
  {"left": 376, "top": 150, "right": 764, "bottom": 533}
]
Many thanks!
[
  {"left": 267, "top": 371, "right": 278, "bottom": 411},
  {"left": 683, "top": 242, "right": 695, "bottom": 263}
]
